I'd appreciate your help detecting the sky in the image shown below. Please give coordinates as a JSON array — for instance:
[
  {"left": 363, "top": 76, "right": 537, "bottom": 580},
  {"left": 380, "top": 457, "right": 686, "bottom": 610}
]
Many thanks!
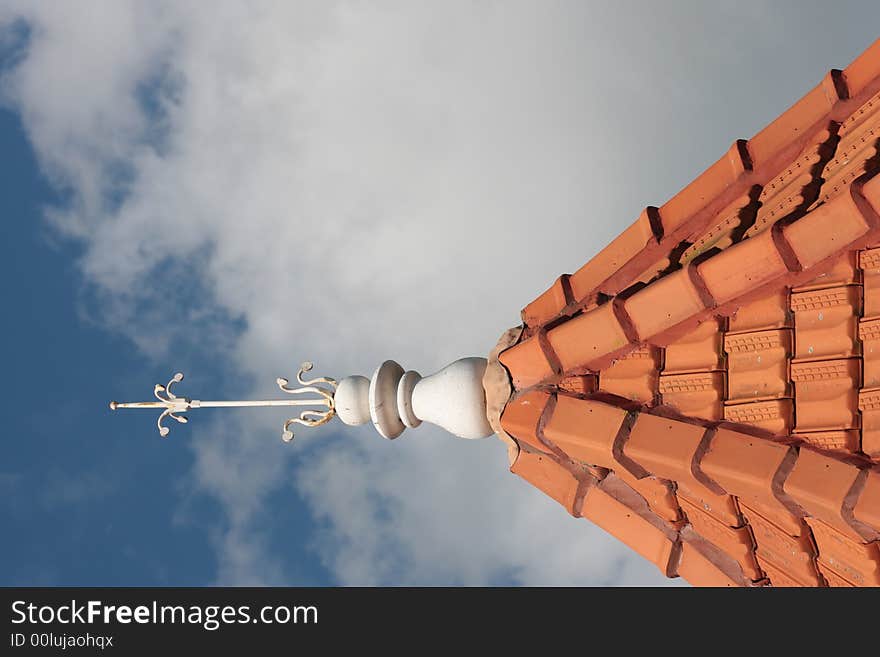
[{"left": 1, "top": 1, "right": 878, "bottom": 587}]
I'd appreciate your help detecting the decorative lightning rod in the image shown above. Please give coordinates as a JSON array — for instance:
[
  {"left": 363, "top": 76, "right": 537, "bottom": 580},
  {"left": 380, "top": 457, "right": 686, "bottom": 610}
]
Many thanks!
[{"left": 110, "top": 357, "right": 495, "bottom": 442}]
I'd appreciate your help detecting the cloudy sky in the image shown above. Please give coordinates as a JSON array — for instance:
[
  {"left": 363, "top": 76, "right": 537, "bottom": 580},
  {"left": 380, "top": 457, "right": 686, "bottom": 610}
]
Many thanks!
[{"left": 1, "top": 2, "right": 878, "bottom": 586}]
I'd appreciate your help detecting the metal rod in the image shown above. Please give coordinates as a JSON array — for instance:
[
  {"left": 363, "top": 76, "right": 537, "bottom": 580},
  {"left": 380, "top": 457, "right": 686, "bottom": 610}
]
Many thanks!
[
  {"left": 111, "top": 399, "right": 331, "bottom": 409},
  {"left": 109, "top": 362, "right": 337, "bottom": 441}
]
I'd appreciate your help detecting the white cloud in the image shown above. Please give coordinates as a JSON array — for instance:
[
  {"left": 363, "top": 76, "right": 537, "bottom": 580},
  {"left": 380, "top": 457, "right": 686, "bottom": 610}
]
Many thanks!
[{"left": 11, "top": 1, "right": 876, "bottom": 585}]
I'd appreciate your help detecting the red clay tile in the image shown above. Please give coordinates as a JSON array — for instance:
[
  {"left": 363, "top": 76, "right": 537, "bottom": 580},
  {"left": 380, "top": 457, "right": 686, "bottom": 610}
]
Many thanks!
[
  {"left": 659, "top": 371, "right": 724, "bottom": 421},
  {"left": 557, "top": 374, "right": 598, "bottom": 396},
  {"left": 598, "top": 344, "right": 660, "bottom": 404},
  {"left": 728, "top": 289, "right": 791, "bottom": 333},
  {"left": 796, "top": 430, "right": 860, "bottom": 454},
  {"left": 723, "top": 399, "right": 793, "bottom": 436},
  {"left": 860, "top": 319, "right": 880, "bottom": 389},
  {"left": 742, "top": 505, "right": 822, "bottom": 586},
  {"left": 790, "top": 358, "right": 860, "bottom": 431},
  {"left": 680, "top": 194, "right": 756, "bottom": 265},
  {"left": 784, "top": 448, "right": 866, "bottom": 541},
  {"left": 568, "top": 208, "right": 659, "bottom": 302},
  {"left": 546, "top": 302, "right": 630, "bottom": 373},
  {"left": 739, "top": 499, "right": 807, "bottom": 539},
  {"left": 852, "top": 471, "right": 880, "bottom": 533},
  {"left": 659, "top": 140, "right": 750, "bottom": 235},
  {"left": 541, "top": 395, "right": 627, "bottom": 470},
  {"left": 749, "top": 127, "right": 835, "bottom": 237},
  {"left": 679, "top": 497, "right": 761, "bottom": 580},
  {"left": 792, "top": 250, "right": 858, "bottom": 292},
  {"left": 791, "top": 286, "right": 861, "bottom": 360},
  {"left": 863, "top": 269, "right": 880, "bottom": 325},
  {"left": 758, "top": 556, "right": 809, "bottom": 587},
  {"left": 664, "top": 319, "right": 723, "bottom": 374},
  {"left": 815, "top": 93, "right": 880, "bottom": 206},
  {"left": 521, "top": 275, "right": 571, "bottom": 329},
  {"left": 699, "top": 428, "right": 799, "bottom": 522},
  {"left": 510, "top": 447, "right": 584, "bottom": 516},
  {"left": 580, "top": 486, "right": 678, "bottom": 576},
  {"left": 859, "top": 171, "right": 880, "bottom": 215},
  {"left": 676, "top": 540, "right": 746, "bottom": 587},
  {"left": 807, "top": 518, "right": 880, "bottom": 586},
  {"left": 724, "top": 329, "right": 791, "bottom": 401},
  {"left": 782, "top": 186, "right": 875, "bottom": 270},
  {"left": 859, "top": 388, "right": 880, "bottom": 459},
  {"left": 818, "top": 562, "right": 855, "bottom": 586},
  {"left": 697, "top": 228, "right": 791, "bottom": 304},
  {"left": 622, "top": 267, "right": 708, "bottom": 341},
  {"left": 498, "top": 335, "right": 555, "bottom": 390},
  {"left": 748, "top": 71, "right": 842, "bottom": 169},
  {"left": 499, "top": 390, "right": 552, "bottom": 453},
  {"left": 622, "top": 413, "right": 741, "bottom": 526},
  {"left": 843, "top": 37, "right": 880, "bottom": 97},
  {"left": 614, "top": 467, "right": 681, "bottom": 523}
]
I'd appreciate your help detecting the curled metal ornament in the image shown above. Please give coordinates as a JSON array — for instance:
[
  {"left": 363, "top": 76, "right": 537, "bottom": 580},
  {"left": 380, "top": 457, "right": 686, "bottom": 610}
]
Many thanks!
[
  {"left": 277, "top": 362, "right": 337, "bottom": 442},
  {"left": 110, "top": 361, "right": 337, "bottom": 442}
]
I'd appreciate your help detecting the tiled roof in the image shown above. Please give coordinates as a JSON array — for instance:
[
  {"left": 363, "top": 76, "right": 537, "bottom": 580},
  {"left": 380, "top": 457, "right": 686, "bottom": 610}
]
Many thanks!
[{"left": 496, "top": 37, "right": 880, "bottom": 586}]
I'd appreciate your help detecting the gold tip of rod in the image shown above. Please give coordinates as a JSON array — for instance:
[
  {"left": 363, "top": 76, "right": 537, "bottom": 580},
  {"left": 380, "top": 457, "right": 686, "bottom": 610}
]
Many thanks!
[{"left": 109, "top": 401, "right": 118, "bottom": 410}]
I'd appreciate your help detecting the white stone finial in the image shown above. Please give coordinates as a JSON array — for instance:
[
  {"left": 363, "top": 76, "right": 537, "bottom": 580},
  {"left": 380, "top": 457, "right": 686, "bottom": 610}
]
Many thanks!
[{"left": 335, "top": 357, "right": 494, "bottom": 440}]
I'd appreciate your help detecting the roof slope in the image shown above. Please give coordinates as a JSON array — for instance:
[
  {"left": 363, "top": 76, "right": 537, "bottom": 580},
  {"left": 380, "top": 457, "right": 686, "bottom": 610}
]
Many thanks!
[{"left": 497, "top": 37, "right": 880, "bottom": 587}]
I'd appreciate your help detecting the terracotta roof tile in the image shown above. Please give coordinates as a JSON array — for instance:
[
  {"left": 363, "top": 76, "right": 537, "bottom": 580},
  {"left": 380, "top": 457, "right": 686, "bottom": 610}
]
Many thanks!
[
  {"left": 728, "top": 289, "right": 791, "bottom": 333},
  {"left": 622, "top": 266, "right": 709, "bottom": 341},
  {"left": 541, "top": 395, "right": 628, "bottom": 471},
  {"left": 723, "top": 399, "right": 793, "bottom": 436},
  {"left": 680, "top": 193, "right": 757, "bottom": 266},
  {"left": 663, "top": 319, "right": 724, "bottom": 374},
  {"left": 509, "top": 448, "right": 586, "bottom": 517},
  {"left": 659, "top": 371, "right": 724, "bottom": 421},
  {"left": 741, "top": 504, "right": 822, "bottom": 586},
  {"left": 498, "top": 335, "right": 555, "bottom": 389},
  {"left": 782, "top": 182, "right": 876, "bottom": 270},
  {"left": 697, "top": 228, "right": 792, "bottom": 304},
  {"left": 748, "top": 126, "right": 836, "bottom": 237},
  {"left": 783, "top": 448, "right": 868, "bottom": 541},
  {"left": 739, "top": 498, "right": 808, "bottom": 540},
  {"left": 852, "top": 470, "right": 880, "bottom": 533},
  {"left": 675, "top": 539, "right": 747, "bottom": 587},
  {"left": 521, "top": 274, "right": 572, "bottom": 329},
  {"left": 499, "top": 390, "right": 552, "bottom": 453},
  {"left": 747, "top": 71, "right": 843, "bottom": 169},
  {"left": 758, "top": 556, "right": 812, "bottom": 587},
  {"left": 843, "top": 37, "right": 880, "bottom": 97},
  {"left": 557, "top": 374, "right": 598, "bottom": 396},
  {"left": 859, "top": 319, "right": 880, "bottom": 388},
  {"left": 598, "top": 344, "right": 661, "bottom": 404},
  {"left": 613, "top": 467, "right": 682, "bottom": 523},
  {"left": 807, "top": 518, "right": 880, "bottom": 586},
  {"left": 858, "top": 388, "right": 880, "bottom": 459},
  {"left": 791, "top": 286, "right": 861, "bottom": 360},
  {"left": 659, "top": 140, "right": 751, "bottom": 235},
  {"left": 545, "top": 301, "right": 631, "bottom": 373},
  {"left": 679, "top": 496, "right": 761, "bottom": 580},
  {"left": 790, "top": 358, "right": 860, "bottom": 431},
  {"left": 796, "top": 430, "right": 860, "bottom": 454},
  {"left": 580, "top": 485, "right": 679, "bottom": 576},
  {"left": 791, "top": 250, "right": 858, "bottom": 292},
  {"left": 568, "top": 207, "right": 660, "bottom": 302},
  {"left": 724, "top": 328, "right": 792, "bottom": 401},
  {"left": 699, "top": 427, "right": 801, "bottom": 522},
  {"left": 622, "top": 413, "right": 742, "bottom": 526},
  {"left": 817, "top": 562, "right": 856, "bottom": 586}
]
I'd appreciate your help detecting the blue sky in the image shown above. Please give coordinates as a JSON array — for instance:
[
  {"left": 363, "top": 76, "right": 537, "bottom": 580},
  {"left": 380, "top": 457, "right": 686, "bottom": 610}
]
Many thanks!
[{"left": 2, "top": 2, "right": 879, "bottom": 587}]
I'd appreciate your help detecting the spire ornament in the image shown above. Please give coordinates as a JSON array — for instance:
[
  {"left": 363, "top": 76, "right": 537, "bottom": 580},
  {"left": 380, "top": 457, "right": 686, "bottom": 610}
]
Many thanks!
[
  {"left": 110, "top": 357, "right": 495, "bottom": 442},
  {"left": 110, "top": 362, "right": 337, "bottom": 442}
]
